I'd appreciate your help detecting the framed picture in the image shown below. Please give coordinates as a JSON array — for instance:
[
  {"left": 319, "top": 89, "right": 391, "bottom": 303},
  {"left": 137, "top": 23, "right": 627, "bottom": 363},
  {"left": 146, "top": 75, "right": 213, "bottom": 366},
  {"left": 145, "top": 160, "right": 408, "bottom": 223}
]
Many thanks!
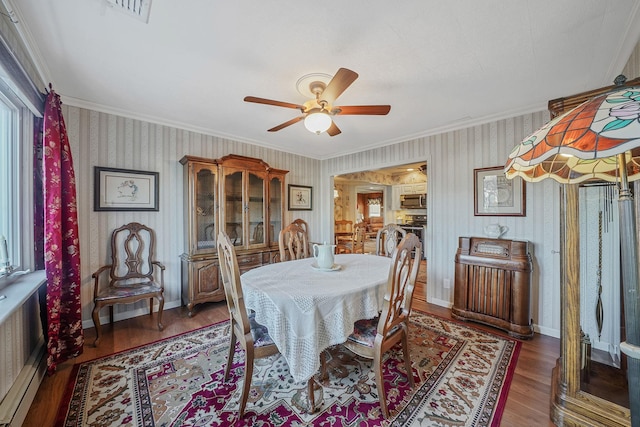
[
  {"left": 94, "top": 167, "right": 159, "bottom": 211},
  {"left": 288, "top": 184, "right": 312, "bottom": 211},
  {"left": 474, "top": 166, "right": 525, "bottom": 216}
]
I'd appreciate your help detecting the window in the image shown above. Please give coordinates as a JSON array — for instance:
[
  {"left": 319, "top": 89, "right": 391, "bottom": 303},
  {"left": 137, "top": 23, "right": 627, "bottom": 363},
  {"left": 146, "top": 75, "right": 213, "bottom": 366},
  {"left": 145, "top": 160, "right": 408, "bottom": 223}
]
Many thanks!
[
  {"left": 367, "top": 196, "right": 382, "bottom": 217},
  {"left": 368, "top": 203, "right": 381, "bottom": 217},
  {"left": 0, "top": 76, "right": 36, "bottom": 272}
]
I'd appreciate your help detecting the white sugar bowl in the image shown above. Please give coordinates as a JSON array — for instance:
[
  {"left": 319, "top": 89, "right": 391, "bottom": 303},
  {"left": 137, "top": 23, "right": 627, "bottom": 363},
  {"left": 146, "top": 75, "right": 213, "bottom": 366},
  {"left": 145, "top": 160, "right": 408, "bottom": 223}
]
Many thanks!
[{"left": 484, "top": 223, "right": 508, "bottom": 239}]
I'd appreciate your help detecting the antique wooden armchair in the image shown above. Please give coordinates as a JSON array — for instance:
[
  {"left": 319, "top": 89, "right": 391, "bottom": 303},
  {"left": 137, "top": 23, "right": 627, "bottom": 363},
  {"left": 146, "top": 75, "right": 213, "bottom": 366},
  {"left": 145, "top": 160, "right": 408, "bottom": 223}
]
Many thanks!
[{"left": 91, "top": 222, "right": 165, "bottom": 346}]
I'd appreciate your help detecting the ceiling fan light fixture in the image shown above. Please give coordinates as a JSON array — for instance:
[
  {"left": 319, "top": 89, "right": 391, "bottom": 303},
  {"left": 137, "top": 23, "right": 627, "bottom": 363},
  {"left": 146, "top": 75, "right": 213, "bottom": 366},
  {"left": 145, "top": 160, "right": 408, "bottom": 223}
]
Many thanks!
[{"left": 304, "top": 111, "right": 332, "bottom": 135}]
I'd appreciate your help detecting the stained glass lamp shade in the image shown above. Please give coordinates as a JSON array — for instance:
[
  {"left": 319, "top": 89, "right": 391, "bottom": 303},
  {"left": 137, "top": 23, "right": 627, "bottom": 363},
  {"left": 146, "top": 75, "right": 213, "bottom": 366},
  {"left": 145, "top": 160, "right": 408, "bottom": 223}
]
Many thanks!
[
  {"left": 505, "top": 87, "right": 640, "bottom": 183},
  {"left": 504, "top": 83, "right": 640, "bottom": 426}
]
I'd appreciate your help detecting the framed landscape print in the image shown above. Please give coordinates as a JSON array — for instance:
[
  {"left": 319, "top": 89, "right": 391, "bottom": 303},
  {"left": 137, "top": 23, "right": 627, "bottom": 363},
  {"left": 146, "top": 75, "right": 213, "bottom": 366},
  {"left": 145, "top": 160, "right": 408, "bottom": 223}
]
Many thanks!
[
  {"left": 94, "top": 167, "right": 159, "bottom": 211},
  {"left": 288, "top": 184, "right": 312, "bottom": 211},
  {"left": 474, "top": 166, "right": 525, "bottom": 216}
]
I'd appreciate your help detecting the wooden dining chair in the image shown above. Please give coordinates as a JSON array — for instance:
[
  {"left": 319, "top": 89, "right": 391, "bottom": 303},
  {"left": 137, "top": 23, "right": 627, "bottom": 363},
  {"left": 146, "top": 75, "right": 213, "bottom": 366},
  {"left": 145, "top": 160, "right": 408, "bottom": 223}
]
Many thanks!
[
  {"left": 335, "top": 219, "right": 352, "bottom": 232},
  {"left": 91, "top": 222, "right": 165, "bottom": 346},
  {"left": 278, "top": 222, "right": 310, "bottom": 261},
  {"left": 292, "top": 218, "right": 309, "bottom": 236},
  {"left": 252, "top": 222, "right": 264, "bottom": 244},
  {"left": 217, "top": 231, "right": 280, "bottom": 417},
  {"left": 334, "top": 219, "right": 353, "bottom": 245},
  {"left": 342, "top": 233, "right": 422, "bottom": 417},
  {"left": 375, "top": 223, "right": 407, "bottom": 257},
  {"left": 336, "top": 223, "right": 366, "bottom": 254},
  {"left": 292, "top": 218, "right": 311, "bottom": 254}
]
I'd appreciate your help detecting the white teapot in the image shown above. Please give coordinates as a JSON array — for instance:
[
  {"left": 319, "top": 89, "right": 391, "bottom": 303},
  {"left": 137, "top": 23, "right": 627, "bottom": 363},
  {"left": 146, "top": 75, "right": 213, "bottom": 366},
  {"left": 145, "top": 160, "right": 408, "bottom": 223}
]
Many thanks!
[
  {"left": 313, "top": 242, "right": 336, "bottom": 269},
  {"left": 484, "top": 223, "right": 508, "bottom": 239}
]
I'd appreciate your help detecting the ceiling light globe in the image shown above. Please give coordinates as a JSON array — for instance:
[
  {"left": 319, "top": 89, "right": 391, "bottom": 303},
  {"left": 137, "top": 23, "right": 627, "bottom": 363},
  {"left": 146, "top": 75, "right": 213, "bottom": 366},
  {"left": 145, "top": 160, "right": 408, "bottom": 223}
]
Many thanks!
[{"left": 304, "top": 112, "right": 332, "bottom": 135}]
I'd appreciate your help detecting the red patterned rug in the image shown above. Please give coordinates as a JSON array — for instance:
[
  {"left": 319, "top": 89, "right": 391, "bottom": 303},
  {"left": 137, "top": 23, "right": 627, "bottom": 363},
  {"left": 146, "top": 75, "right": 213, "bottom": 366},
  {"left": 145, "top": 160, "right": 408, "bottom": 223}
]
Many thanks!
[{"left": 56, "top": 311, "right": 520, "bottom": 426}]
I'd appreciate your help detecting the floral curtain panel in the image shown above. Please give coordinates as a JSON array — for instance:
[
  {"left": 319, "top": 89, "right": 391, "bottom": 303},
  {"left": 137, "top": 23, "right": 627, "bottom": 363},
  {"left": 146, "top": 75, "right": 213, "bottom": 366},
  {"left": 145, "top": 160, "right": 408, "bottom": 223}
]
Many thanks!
[
  {"left": 42, "top": 89, "right": 83, "bottom": 374},
  {"left": 34, "top": 116, "right": 44, "bottom": 270}
]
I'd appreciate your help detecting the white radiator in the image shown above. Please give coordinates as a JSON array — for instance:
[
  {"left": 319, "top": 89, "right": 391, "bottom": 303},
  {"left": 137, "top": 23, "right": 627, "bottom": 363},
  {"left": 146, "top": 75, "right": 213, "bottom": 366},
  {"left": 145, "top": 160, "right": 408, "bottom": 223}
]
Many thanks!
[{"left": 0, "top": 271, "right": 47, "bottom": 427}]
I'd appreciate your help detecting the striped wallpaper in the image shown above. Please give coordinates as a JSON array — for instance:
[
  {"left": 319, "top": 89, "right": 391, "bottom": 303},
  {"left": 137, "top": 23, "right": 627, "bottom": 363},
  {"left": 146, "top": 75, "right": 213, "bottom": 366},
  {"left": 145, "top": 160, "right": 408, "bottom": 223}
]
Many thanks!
[
  {"left": 44, "top": 35, "right": 640, "bottom": 337},
  {"left": 63, "top": 106, "right": 321, "bottom": 326},
  {"left": 64, "top": 103, "right": 564, "bottom": 336}
]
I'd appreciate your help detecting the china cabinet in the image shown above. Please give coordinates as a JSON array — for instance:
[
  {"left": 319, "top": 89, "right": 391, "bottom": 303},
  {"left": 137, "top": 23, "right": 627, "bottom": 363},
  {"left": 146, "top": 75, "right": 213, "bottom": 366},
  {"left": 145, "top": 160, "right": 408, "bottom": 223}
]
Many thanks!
[{"left": 180, "top": 154, "right": 288, "bottom": 316}]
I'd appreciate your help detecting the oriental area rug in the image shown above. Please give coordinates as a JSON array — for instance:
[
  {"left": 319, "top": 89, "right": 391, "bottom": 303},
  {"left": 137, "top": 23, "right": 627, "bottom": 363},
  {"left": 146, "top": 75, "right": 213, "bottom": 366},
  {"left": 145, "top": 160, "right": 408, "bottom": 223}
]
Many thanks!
[{"left": 56, "top": 312, "right": 521, "bottom": 427}]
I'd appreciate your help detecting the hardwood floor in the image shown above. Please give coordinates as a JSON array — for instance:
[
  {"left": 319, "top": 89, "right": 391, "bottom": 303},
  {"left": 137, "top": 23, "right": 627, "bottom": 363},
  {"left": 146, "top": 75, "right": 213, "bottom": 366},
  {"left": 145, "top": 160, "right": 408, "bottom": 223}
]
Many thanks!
[{"left": 24, "top": 300, "right": 559, "bottom": 427}]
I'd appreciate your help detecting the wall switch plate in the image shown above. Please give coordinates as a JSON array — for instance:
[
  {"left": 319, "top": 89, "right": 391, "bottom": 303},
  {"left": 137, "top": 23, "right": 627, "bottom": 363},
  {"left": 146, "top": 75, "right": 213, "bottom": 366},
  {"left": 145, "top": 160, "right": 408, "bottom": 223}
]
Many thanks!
[{"left": 443, "top": 278, "right": 451, "bottom": 289}]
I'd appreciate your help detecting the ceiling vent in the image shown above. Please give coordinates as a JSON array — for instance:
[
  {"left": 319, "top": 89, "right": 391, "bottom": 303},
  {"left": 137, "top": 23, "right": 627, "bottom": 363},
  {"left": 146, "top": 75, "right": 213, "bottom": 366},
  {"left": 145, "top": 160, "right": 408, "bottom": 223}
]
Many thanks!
[{"left": 106, "top": 0, "right": 152, "bottom": 23}]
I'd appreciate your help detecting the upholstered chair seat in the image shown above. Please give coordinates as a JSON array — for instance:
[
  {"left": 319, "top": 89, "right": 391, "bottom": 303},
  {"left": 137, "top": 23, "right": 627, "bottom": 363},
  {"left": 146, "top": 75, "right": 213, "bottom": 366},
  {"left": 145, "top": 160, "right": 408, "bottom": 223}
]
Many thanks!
[
  {"left": 247, "top": 309, "right": 275, "bottom": 348},
  {"left": 347, "top": 317, "right": 401, "bottom": 351}
]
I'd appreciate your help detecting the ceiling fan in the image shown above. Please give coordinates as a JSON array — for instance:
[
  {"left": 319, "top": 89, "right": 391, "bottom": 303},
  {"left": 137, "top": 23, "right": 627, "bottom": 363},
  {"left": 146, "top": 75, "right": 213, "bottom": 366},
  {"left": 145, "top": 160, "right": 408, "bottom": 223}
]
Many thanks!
[{"left": 244, "top": 68, "right": 391, "bottom": 136}]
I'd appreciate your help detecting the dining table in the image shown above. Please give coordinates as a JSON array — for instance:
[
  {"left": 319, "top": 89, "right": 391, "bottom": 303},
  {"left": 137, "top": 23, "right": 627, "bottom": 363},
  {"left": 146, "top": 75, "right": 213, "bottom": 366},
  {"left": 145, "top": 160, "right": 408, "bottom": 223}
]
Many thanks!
[{"left": 240, "top": 253, "right": 392, "bottom": 386}]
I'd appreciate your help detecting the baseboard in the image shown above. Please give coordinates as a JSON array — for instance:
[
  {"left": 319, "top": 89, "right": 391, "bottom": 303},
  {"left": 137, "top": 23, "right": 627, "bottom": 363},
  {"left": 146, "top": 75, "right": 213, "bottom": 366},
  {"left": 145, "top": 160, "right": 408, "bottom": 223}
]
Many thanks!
[
  {"left": 0, "top": 338, "right": 46, "bottom": 427},
  {"left": 535, "top": 324, "right": 560, "bottom": 338},
  {"left": 427, "top": 297, "right": 453, "bottom": 309},
  {"left": 81, "top": 299, "right": 183, "bottom": 330},
  {"left": 426, "top": 297, "right": 559, "bottom": 339}
]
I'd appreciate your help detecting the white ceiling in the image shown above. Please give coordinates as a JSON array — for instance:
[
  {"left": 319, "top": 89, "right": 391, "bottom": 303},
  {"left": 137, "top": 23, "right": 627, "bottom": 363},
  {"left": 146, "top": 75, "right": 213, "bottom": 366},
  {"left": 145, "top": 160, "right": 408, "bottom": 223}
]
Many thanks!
[{"left": 8, "top": 1, "right": 640, "bottom": 160}]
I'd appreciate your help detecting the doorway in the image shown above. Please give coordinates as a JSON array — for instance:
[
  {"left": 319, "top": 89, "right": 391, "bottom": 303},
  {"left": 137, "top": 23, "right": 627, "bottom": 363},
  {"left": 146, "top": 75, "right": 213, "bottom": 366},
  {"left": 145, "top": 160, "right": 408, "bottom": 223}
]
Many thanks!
[
  {"left": 333, "top": 161, "right": 428, "bottom": 303},
  {"left": 333, "top": 162, "right": 427, "bottom": 226},
  {"left": 333, "top": 161, "right": 427, "bottom": 259}
]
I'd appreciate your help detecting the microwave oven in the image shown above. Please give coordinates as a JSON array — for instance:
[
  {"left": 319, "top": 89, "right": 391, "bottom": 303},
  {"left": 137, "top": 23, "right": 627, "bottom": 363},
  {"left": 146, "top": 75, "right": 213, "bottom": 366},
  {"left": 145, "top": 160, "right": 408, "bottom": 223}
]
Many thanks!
[{"left": 400, "top": 193, "right": 426, "bottom": 209}]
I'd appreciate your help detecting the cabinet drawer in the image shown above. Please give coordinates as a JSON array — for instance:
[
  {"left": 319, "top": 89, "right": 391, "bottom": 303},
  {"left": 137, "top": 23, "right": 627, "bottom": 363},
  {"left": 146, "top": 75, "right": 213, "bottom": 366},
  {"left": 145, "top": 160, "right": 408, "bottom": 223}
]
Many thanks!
[{"left": 237, "top": 253, "right": 263, "bottom": 274}]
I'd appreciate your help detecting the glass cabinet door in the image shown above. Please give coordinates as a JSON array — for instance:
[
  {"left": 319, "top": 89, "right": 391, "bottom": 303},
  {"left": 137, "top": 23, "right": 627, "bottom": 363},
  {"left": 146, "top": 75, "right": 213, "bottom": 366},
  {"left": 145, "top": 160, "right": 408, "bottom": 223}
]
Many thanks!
[
  {"left": 194, "top": 165, "right": 216, "bottom": 252},
  {"left": 248, "top": 171, "right": 266, "bottom": 247},
  {"left": 217, "top": 155, "right": 287, "bottom": 252},
  {"left": 269, "top": 175, "right": 284, "bottom": 245},
  {"left": 224, "top": 170, "right": 244, "bottom": 246}
]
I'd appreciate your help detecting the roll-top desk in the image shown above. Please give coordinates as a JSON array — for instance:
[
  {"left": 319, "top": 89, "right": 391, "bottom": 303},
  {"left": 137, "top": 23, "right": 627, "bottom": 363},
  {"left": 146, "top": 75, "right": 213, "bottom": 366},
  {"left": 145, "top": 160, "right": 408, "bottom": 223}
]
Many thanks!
[{"left": 452, "top": 236, "right": 533, "bottom": 339}]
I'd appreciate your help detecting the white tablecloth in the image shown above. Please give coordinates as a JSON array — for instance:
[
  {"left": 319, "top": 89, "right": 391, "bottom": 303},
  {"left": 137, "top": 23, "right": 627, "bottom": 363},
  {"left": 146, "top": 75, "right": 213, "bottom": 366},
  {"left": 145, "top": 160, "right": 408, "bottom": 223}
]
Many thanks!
[{"left": 240, "top": 253, "right": 391, "bottom": 383}]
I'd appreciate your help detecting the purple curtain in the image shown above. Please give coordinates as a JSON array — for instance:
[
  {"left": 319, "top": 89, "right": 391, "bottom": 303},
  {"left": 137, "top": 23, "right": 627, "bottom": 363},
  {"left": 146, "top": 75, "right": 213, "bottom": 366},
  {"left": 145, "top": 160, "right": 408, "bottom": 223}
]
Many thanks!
[{"left": 43, "top": 89, "right": 83, "bottom": 374}]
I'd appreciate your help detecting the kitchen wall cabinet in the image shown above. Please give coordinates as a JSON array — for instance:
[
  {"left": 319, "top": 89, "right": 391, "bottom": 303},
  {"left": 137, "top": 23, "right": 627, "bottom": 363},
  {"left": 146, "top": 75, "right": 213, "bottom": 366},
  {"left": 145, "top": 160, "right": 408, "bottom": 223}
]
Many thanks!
[
  {"left": 392, "top": 183, "right": 427, "bottom": 210},
  {"left": 180, "top": 154, "right": 288, "bottom": 316},
  {"left": 402, "top": 183, "right": 427, "bottom": 194}
]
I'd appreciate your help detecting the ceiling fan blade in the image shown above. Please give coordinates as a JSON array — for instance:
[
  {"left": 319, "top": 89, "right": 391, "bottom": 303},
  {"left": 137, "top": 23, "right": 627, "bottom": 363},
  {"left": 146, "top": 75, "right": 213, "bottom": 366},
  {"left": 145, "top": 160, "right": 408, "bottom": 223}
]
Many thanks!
[
  {"left": 244, "top": 96, "right": 303, "bottom": 110},
  {"left": 320, "top": 68, "right": 358, "bottom": 104},
  {"left": 335, "top": 105, "right": 391, "bottom": 115},
  {"left": 267, "top": 116, "right": 304, "bottom": 132},
  {"left": 327, "top": 121, "right": 341, "bottom": 137}
]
